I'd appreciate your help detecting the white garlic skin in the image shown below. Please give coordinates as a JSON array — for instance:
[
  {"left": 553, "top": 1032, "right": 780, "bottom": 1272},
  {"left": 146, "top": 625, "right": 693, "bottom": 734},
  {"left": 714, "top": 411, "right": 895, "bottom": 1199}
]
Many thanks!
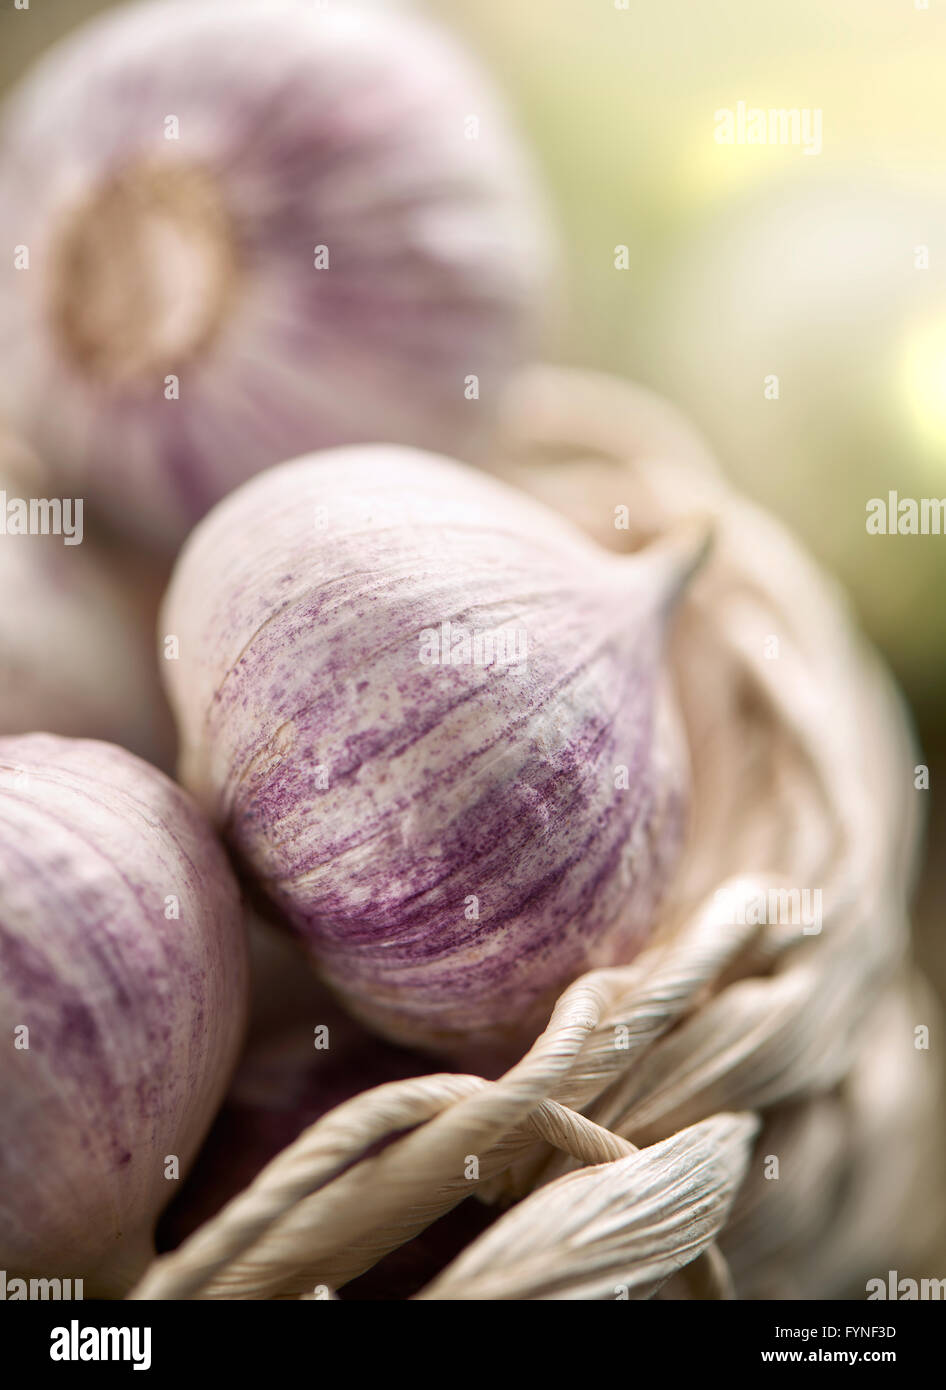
[
  {"left": 0, "top": 735, "right": 248, "bottom": 1295},
  {"left": 162, "top": 446, "right": 698, "bottom": 1061},
  {"left": 0, "top": 0, "right": 550, "bottom": 550}
]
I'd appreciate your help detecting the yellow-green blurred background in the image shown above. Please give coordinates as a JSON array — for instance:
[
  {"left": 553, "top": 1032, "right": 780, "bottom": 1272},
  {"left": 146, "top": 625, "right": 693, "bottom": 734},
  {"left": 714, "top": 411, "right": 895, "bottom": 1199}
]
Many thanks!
[{"left": 2, "top": 0, "right": 943, "bottom": 1137}]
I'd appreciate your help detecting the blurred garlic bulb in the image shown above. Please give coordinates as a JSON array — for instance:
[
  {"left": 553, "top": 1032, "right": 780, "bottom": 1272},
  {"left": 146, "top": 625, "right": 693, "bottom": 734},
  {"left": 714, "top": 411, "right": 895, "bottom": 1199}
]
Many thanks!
[
  {"left": 0, "top": 735, "right": 248, "bottom": 1296},
  {"left": 162, "top": 446, "right": 706, "bottom": 1060},
  {"left": 0, "top": 0, "right": 550, "bottom": 550},
  {"left": 0, "top": 430, "right": 172, "bottom": 763}
]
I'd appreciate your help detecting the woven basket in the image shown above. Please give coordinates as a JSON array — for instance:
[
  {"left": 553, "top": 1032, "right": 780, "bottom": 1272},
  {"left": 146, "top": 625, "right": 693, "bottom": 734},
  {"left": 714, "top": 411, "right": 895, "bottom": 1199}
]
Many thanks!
[{"left": 130, "top": 366, "right": 943, "bottom": 1301}]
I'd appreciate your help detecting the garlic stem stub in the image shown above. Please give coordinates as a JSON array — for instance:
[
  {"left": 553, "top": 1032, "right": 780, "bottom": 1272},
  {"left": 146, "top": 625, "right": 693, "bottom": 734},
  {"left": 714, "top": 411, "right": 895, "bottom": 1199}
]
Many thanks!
[
  {"left": 162, "top": 447, "right": 708, "bottom": 1060},
  {"left": 0, "top": 735, "right": 248, "bottom": 1296},
  {"left": 0, "top": 0, "right": 550, "bottom": 550}
]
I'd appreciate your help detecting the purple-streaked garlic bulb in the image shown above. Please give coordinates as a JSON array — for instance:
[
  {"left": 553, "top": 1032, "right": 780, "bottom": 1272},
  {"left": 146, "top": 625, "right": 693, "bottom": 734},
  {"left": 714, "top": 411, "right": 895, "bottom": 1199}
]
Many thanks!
[
  {"left": 0, "top": 735, "right": 248, "bottom": 1296},
  {"left": 0, "top": 431, "right": 173, "bottom": 764},
  {"left": 161, "top": 446, "right": 705, "bottom": 1060},
  {"left": 0, "top": 0, "right": 550, "bottom": 551}
]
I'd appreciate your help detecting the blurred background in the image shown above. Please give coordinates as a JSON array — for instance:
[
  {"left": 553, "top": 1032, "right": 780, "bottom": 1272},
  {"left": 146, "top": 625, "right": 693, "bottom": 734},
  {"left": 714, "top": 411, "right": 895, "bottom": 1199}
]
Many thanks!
[{"left": 2, "top": 0, "right": 943, "bottom": 1247}]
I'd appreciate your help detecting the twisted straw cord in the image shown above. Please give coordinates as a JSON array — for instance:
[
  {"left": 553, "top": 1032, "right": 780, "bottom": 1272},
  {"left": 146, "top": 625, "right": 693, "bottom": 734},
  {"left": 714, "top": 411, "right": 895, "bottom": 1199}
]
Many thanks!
[
  {"left": 132, "top": 893, "right": 761, "bottom": 1299},
  {"left": 525, "top": 1098, "right": 637, "bottom": 1164},
  {"left": 414, "top": 1113, "right": 756, "bottom": 1301},
  {"left": 130, "top": 1073, "right": 484, "bottom": 1300},
  {"left": 131, "top": 859, "right": 903, "bottom": 1297},
  {"left": 511, "top": 1101, "right": 738, "bottom": 1299}
]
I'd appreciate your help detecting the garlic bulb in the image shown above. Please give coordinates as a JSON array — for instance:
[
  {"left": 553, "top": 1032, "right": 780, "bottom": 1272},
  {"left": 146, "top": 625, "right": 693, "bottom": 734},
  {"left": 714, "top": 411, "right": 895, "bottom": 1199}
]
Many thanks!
[
  {"left": 0, "top": 431, "right": 172, "bottom": 764},
  {"left": 0, "top": 735, "right": 248, "bottom": 1296},
  {"left": 162, "top": 446, "right": 705, "bottom": 1059},
  {"left": 0, "top": 0, "right": 549, "bottom": 550}
]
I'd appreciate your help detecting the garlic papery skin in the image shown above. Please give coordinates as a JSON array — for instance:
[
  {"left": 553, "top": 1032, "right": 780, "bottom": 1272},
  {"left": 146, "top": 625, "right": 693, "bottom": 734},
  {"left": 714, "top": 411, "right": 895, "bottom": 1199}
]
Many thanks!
[
  {"left": 0, "top": 735, "right": 248, "bottom": 1296},
  {"left": 161, "top": 446, "right": 705, "bottom": 1061},
  {"left": 0, "top": 0, "right": 550, "bottom": 551}
]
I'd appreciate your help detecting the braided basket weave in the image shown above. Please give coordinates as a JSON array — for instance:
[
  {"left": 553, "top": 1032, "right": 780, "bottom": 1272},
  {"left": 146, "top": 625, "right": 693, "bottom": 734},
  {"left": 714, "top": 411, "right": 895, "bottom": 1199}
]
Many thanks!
[{"left": 130, "top": 366, "right": 943, "bottom": 1301}]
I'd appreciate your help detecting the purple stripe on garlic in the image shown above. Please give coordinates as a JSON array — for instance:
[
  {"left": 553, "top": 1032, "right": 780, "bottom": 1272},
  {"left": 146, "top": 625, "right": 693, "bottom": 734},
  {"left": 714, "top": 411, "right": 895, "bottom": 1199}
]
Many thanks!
[
  {"left": 0, "top": 0, "right": 551, "bottom": 550},
  {"left": 0, "top": 735, "right": 248, "bottom": 1296},
  {"left": 161, "top": 447, "right": 707, "bottom": 1062}
]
